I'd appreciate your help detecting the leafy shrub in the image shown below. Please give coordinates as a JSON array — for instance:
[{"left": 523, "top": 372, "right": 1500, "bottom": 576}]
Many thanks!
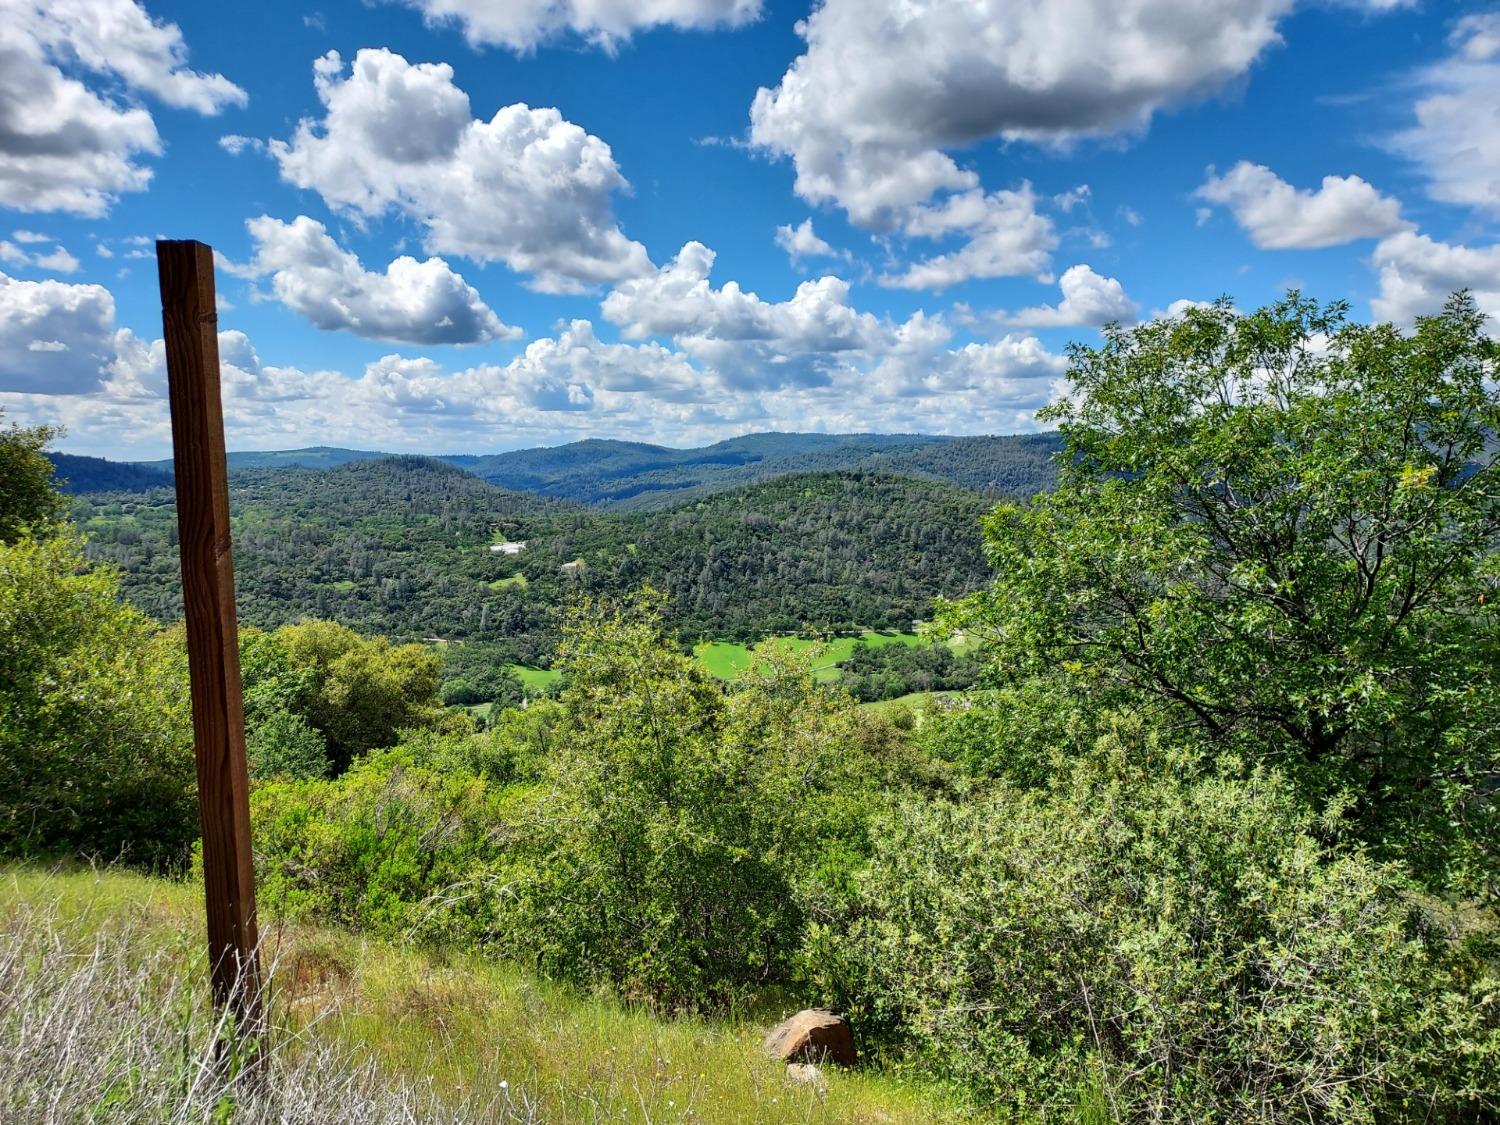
[
  {"left": 812, "top": 714, "right": 1500, "bottom": 1121},
  {"left": 505, "top": 593, "right": 928, "bottom": 1011},
  {"left": 0, "top": 533, "right": 196, "bottom": 869},
  {"left": 246, "top": 710, "right": 329, "bottom": 781},
  {"left": 253, "top": 748, "right": 521, "bottom": 946},
  {"left": 0, "top": 415, "right": 65, "bottom": 543}
]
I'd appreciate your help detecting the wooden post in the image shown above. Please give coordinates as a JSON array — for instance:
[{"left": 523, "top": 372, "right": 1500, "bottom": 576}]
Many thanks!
[{"left": 158, "top": 240, "right": 263, "bottom": 1042}]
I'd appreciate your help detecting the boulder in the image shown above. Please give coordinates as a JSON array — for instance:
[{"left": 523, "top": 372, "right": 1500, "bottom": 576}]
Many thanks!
[{"left": 763, "top": 1009, "right": 856, "bottom": 1067}]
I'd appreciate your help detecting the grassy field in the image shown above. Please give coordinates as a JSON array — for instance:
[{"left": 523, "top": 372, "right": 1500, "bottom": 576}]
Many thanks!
[
  {"left": 507, "top": 664, "right": 564, "bottom": 692},
  {"left": 490, "top": 573, "right": 528, "bottom": 590},
  {"left": 0, "top": 866, "right": 993, "bottom": 1124},
  {"left": 483, "top": 632, "right": 945, "bottom": 707},
  {"left": 695, "top": 631, "right": 923, "bottom": 683}
]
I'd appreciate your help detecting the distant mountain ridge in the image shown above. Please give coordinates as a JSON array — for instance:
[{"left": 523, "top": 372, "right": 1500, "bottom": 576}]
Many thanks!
[
  {"left": 100, "top": 431, "right": 1062, "bottom": 506},
  {"left": 47, "top": 453, "right": 173, "bottom": 494}
]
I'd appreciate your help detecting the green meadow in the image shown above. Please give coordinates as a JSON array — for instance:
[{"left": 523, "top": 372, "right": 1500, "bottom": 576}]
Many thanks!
[{"left": 694, "top": 630, "right": 923, "bottom": 682}]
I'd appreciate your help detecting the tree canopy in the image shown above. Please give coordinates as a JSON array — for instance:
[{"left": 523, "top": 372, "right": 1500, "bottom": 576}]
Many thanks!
[{"left": 948, "top": 292, "right": 1500, "bottom": 891}]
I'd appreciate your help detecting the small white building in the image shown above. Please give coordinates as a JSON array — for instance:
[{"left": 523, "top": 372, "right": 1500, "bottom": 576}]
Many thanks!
[{"left": 489, "top": 540, "right": 527, "bottom": 555}]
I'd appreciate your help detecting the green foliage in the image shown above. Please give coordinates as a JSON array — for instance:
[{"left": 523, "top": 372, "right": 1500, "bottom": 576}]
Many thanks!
[
  {"left": 946, "top": 293, "right": 1500, "bottom": 892},
  {"left": 439, "top": 642, "right": 526, "bottom": 708},
  {"left": 836, "top": 637, "right": 981, "bottom": 702},
  {"left": 815, "top": 714, "right": 1500, "bottom": 1121},
  {"left": 239, "top": 626, "right": 328, "bottom": 779},
  {"left": 276, "top": 620, "right": 444, "bottom": 771},
  {"left": 499, "top": 592, "right": 928, "bottom": 1010},
  {"left": 252, "top": 749, "right": 517, "bottom": 946},
  {"left": 0, "top": 532, "right": 196, "bottom": 868},
  {"left": 1, "top": 414, "right": 66, "bottom": 542},
  {"left": 246, "top": 711, "right": 328, "bottom": 781},
  {"left": 251, "top": 704, "right": 559, "bottom": 937}
]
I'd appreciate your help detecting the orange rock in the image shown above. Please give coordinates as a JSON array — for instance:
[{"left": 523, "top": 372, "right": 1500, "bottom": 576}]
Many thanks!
[{"left": 763, "top": 1009, "right": 856, "bottom": 1067}]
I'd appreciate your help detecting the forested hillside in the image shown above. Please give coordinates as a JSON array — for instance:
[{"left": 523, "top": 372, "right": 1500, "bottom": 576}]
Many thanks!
[
  {"left": 450, "top": 430, "right": 1061, "bottom": 508},
  {"left": 544, "top": 471, "right": 993, "bottom": 638},
  {"left": 74, "top": 458, "right": 991, "bottom": 659},
  {"left": 112, "top": 430, "right": 1062, "bottom": 510},
  {"left": 46, "top": 453, "right": 172, "bottom": 494}
]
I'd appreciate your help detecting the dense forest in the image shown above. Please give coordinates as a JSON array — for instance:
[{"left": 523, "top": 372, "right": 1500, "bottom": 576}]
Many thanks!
[
  {"left": 73, "top": 461, "right": 993, "bottom": 660},
  {"left": 46, "top": 452, "right": 173, "bottom": 494}
]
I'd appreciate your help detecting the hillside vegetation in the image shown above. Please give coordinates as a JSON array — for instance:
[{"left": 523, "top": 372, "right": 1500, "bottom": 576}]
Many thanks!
[
  {"left": 120, "top": 429, "right": 1063, "bottom": 509},
  {"left": 445, "top": 430, "right": 1061, "bottom": 508},
  {"left": 73, "top": 463, "right": 992, "bottom": 660},
  {"left": 3, "top": 293, "right": 1499, "bottom": 1122}
]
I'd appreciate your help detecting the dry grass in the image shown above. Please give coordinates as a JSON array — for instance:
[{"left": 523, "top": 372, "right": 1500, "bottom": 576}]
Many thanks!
[{"left": 0, "top": 866, "right": 989, "bottom": 1124}]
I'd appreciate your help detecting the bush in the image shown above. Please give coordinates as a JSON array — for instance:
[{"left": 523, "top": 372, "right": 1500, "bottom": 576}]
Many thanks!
[
  {"left": 0, "top": 533, "right": 197, "bottom": 869},
  {"left": 812, "top": 714, "right": 1500, "bottom": 1122},
  {"left": 252, "top": 748, "right": 520, "bottom": 947},
  {"left": 246, "top": 710, "right": 329, "bottom": 781},
  {"left": 506, "top": 593, "right": 929, "bottom": 1011}
]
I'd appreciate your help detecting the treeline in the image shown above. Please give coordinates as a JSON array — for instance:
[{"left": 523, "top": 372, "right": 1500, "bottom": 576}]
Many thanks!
[{"left": 835, "top": 638, "right": 983, "bottom": 701}]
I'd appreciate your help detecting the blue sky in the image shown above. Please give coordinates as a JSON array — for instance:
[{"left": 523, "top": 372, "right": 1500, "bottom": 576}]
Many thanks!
[{"left": 1, "top": 0, "right": 1497, "bottom": 459}]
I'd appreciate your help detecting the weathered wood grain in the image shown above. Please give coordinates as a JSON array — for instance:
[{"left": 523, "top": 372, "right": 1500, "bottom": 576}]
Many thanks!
[{"left": 158, "top": 240, "right": 263, "bottom": 1039}]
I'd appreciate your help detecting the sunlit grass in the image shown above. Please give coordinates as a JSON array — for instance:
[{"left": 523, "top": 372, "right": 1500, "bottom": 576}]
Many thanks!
[
  {"left": 506, "top": 664, "right": 563, "bottom": 693},
  {"left": 695, "top": 631, "right": 924, "bottom": 683},
  {"left": 1, "top": 866, "right": 993, "bottom": 1124}
]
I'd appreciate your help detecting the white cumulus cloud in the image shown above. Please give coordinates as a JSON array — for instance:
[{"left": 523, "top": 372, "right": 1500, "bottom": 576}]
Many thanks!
[
  {"left": 246, "top": 215, "right": 519, "bottom": 345},
  {"left": 1370, "top": 231, "right": 1500, "bottom": 327},
  {"left": 1196, "top": 162, "right": 1410, "bottom": 249},
  {"left": 1390, "top": 14, "right": 1500, "bottom": 216},
  {"left": 749, "top": 0, "right": 1306, "bottom": 231},
  {"left": 270, "top": 48, "right": 651, "bottom": 293},
  {"left": 1001, "top": 264, "right": 1138, "bottom": 328},
  {"left": 774, "top": 218, "right": 847, "bottom": 264},
  {"left": 393, "top": 0, "right": 761, "bottom": 51},
  {"left": 881, "top": 184, "right": 1057, "bottom": 289},
  {"left": 0, "top": 0, "right": 245, "bottom": 216},
  {"left": 603, "top": 241, "right": 896, "bottom": 388},
  {"left": 0, "top": 271, "right": 122, "bottom": 393},
  {"left": 746, "top": 0, "right": 1417, "bottom": 291}
]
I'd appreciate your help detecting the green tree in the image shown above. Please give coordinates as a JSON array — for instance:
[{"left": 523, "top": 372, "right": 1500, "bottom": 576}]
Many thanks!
[
  {"left": 240, "top": 626, "right": 329, "bottom": 779},
  {"left": 276, "top": 620, "right": 444, "bottom": 771},
  {"left": 0, "top": 533, "right": 196, "bottom": 868},
  {"left": 510, "top": 592, "right": 911, "bottom": 1009},
  {"left": 246, "top": 710, "right": 328, "bottom": 781},
  {"left": 0, "top": 413, "right": 65, "bottom": 542},
  {"left": 947, "top": 293, "right": 1500, "bottom": 891}
]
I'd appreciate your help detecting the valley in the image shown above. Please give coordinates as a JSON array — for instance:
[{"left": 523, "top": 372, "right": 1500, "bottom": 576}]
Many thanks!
[{"left": 67, "top": 435, "right": 1018, "bottom": 703}]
